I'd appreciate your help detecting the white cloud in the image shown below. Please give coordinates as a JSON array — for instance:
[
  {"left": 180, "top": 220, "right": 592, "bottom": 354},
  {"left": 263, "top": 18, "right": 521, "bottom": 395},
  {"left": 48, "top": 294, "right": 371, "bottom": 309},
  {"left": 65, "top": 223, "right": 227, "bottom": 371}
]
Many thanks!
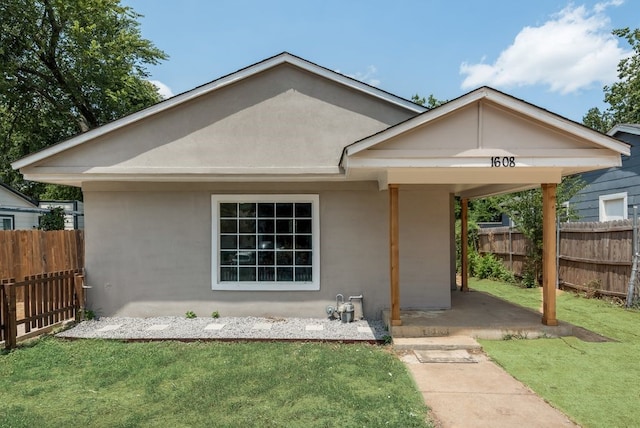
[
  {"left": 460, "top": 1, "right": 629, "bottom": 94},
  {"left": 149, "top": 80, "right": 174, "bottom": 99},
  {"left": 336, "top": 65, "right": 381, "bottom": 87}
]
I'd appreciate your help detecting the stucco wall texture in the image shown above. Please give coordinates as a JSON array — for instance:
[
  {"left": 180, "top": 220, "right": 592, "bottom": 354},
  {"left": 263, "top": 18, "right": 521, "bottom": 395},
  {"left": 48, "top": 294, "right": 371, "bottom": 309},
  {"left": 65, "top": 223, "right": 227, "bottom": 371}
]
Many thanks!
[{"left": 84, "top": 182, "right": 453, "bottom": 319}]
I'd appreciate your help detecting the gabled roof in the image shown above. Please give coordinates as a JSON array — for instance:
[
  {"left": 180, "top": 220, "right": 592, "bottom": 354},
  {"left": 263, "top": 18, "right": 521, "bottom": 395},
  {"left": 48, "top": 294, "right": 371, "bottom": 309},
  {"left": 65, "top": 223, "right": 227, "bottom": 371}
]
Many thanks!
[
  {"left": 340, "top": 86, "right": 630, "bottom": 198},
  {"left": 342, "top": 87, "right": 630, "bottom": 160},
  {"left": 0, "top": 182, "right": 38, "bottom": 207},
  {"left": 608, "top": 123, "right": 640, "bottom": 137},
  {"left": 12, "top": 52, "right": 426, "bottom": 170}
]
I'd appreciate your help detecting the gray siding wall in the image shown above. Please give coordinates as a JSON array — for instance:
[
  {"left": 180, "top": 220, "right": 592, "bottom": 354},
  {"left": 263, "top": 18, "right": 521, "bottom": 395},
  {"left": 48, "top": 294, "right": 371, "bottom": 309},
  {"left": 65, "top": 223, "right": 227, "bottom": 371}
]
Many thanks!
[
  {"left": 572, "top": 133, "right": 640, "bottom": 221},
  {"left": 83, "top": 182, "right": 453, "bottom": 319},
  {"left": 0, "top": 188, "right": 39, "bottom": 229}
]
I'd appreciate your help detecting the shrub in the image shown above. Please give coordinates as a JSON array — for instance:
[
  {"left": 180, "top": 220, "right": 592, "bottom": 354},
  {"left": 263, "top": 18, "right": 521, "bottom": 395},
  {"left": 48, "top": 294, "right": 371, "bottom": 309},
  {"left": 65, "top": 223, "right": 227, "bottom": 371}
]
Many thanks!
[{"left": 472, "top": 253, "right": 515, "bottom": 283}]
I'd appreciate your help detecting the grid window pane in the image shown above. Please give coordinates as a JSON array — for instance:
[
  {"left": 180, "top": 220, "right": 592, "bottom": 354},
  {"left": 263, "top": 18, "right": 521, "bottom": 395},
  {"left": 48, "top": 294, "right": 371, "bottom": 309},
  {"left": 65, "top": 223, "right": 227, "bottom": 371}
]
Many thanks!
[
  {"left": 276, "top": 219, "right": 293, "bottom": 233},
  {"left": 295, "top": 267, "right": 312, "bottom": 282},
  {"left": 238, "top": 203, "right": 256, "bottom": 217},
  {"left": 295, "top": 235, "right": 312, "bottom": 249},
  {"left": 258, "top": 219, "right": 274, "bottom": 233},
  {"left": 220, "top": 219, "right": 237, "bottom": 233},
  {"left": 295, "top": 251, "right": 312, "bottom": 266},
  {"left": 276, "top": 203, "right": 293, "bottom": 217},
  {"left": 220, "top": 235, "right": 237, "bottom": 249},
  {"left": 295, "top": 219, "right": 312, "bottom": 234},
  {"left": 276, "top": 235, "right": 293, "bottom": 249},
  {"left": 258, "top": 235, "right": 275, "bottom": 249},
  {"left": 276, "top": 251, "right": 293, "bottom": 265},
  {"left": 235, "top": 251, "right": 255, "bottom": 265},
  {"left": 258, "top": 251, "right": 275, "bottom": 265},
  {"left": 258, "top": 203, "right": 274, "bottom": 217},
  {"left": 277, "top": 267, "right": 293, "bottom": 281},
  {"left": 216, "top": 198, "right": 315, "bottom": 284},
  {"left": 295, "top": 203, "right": 312, "bottom": 218},
  {"left": 220, "top": 267, "right": 237, "bottom": 281},
  {"left": 220, "top": 251, "right": 237, "bottom": 265},
  {"left": 220, "top": 204, "right": 237, "bottom": 217},
  {"left": 238, "top": 235, "right": 256, "bottom": 249},
  {"left": 239, "top": 267, "right": 256, "bottom": 281},
  {"left": 239, "top": 219, "right": 256, "bottom": 233},
  {"left": 258, "top": 267, "right": 275, "bottom": 281}
]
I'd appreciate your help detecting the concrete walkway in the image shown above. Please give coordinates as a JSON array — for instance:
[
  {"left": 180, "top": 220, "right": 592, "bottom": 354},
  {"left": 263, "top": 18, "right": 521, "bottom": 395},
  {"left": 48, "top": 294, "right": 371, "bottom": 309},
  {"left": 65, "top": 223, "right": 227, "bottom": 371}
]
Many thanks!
[{"left": 398, "top": 336, "right": 578, "bottom": 427}]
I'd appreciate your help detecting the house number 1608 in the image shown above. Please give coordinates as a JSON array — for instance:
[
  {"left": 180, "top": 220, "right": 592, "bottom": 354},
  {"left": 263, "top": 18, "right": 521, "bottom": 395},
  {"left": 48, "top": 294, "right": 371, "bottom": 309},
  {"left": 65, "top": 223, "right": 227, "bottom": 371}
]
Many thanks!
[{"left": 490, "top": 156, "right": 516, "bottom": 167}]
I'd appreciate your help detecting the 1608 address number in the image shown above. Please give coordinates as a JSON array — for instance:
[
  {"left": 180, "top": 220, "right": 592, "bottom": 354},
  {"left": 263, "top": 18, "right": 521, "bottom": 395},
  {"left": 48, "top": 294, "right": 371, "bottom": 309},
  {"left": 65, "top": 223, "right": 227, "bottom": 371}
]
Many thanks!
[{"left": 490, "top": 156, "right": 516, "bottom": 167}]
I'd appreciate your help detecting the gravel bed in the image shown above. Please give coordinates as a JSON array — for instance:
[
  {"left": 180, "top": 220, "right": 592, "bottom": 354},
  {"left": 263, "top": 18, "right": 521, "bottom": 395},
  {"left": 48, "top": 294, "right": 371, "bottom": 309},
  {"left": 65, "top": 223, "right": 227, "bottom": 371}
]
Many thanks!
[{"left": 56, "top": 316, "right": 389, "bottom": 342}]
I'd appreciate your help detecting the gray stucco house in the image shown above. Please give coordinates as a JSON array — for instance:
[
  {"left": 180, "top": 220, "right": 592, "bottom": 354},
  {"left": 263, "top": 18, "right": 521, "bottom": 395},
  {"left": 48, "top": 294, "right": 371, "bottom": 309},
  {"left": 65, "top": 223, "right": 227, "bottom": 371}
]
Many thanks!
[
  {"left": 12, "top": 53, "right": 629, "bottom": 323},
  {"left": 571, "top": 124, "right": 640, "bottom": 222}
]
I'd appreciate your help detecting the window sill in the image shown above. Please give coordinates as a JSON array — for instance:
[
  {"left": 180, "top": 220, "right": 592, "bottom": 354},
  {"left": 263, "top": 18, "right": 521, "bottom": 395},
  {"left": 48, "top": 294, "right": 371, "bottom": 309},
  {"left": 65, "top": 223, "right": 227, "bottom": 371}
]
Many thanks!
[{"left": 212, "top": 282, "right": 320, "bottom": 291}]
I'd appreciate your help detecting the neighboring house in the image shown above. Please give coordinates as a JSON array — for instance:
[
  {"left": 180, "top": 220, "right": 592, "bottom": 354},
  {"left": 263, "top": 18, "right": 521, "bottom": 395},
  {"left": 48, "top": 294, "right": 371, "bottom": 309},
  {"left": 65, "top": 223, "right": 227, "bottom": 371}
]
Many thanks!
[
  {"left": 11, "top": 53, "right": 629, "bottom": 321},
  {"left": 571, "top": 124, "right": 640, "bottom": 222},
  {"left": 0, "top": 183, "right": 39, "bottom": 230},
  {"left": 39, "top": 200, "right": 85, "bottom": 230}
]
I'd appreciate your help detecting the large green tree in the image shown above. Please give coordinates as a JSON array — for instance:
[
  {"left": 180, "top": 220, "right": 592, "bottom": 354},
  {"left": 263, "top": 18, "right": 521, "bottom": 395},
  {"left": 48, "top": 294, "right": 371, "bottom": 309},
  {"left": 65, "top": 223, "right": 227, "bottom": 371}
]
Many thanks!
[
  {"left": 0, "top": 0, "right": 167, "bottom": 199},
  {"left": 583, "top": 27, "right": 640, "bottom": 132}
]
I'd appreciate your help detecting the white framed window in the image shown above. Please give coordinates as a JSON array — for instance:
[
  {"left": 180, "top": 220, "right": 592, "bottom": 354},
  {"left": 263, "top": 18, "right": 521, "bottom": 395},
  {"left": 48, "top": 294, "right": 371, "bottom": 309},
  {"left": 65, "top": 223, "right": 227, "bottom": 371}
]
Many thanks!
[
  {"left": 211, "top": 195, "right": 320, "bottom": 291},
  {"left": 1, "top": 215, "right": 14, "bottom": 230},
  {"left": 599, "top": 192, "right": 627, "bottom": 221}
]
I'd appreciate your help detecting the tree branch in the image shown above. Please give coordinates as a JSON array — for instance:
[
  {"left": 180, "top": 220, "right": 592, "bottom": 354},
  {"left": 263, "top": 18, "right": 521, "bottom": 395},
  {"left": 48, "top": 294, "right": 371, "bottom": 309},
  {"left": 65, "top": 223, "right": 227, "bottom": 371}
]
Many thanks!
[{"left": 40, "top": 0, "right": 99, "bottom": 130}]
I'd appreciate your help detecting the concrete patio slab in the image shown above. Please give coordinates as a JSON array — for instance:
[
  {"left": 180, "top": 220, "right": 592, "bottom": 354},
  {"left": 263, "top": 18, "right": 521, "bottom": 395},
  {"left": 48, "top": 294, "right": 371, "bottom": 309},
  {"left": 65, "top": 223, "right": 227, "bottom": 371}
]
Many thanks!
[{"left": 384, "top": 290, "right": 575, "bottom": 339}]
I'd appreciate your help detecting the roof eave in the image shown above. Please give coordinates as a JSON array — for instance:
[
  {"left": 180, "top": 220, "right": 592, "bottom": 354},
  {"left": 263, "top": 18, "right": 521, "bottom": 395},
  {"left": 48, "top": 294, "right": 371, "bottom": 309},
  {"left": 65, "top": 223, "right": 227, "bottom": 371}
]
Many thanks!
[{"left": 12, "top": 52, "right": 425, "bottom": 171}]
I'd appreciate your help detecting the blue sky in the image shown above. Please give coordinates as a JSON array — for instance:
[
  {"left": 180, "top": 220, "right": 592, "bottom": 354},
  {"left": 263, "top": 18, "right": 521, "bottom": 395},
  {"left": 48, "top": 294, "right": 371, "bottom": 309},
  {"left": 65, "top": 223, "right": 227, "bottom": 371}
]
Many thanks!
[{"left": 123, "top": 0, "right": 639, "bottom": 122}]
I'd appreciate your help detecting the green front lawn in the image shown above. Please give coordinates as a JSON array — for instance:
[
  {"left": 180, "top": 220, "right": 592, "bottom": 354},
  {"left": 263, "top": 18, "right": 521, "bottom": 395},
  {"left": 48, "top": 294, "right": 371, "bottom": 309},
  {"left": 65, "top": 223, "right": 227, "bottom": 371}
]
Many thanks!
[
  {"left": 472, "top": 278, "right": 640, "bottom": 427},
  {"left": 0, "top": 338, "right": 431, "bottom": 428}
]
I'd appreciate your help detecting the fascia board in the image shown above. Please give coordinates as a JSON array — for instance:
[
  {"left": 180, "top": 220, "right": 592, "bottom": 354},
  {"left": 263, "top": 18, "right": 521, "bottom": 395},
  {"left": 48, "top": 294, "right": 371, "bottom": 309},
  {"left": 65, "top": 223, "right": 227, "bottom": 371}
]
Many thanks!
[{"left": 608, "top": 123, "right": 640, "bottom": 137}]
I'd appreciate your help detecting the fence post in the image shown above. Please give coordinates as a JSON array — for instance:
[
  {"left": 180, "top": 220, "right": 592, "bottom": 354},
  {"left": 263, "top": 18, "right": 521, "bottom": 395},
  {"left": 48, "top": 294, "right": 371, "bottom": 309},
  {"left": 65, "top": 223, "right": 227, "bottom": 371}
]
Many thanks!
[
  {"left": 74, "top": 274, "right": 85, "bottom": 321},
  {"left": 556, "top": 217, "right": 560, "bottom": 289},
  {"left": 626, "top": 207, "right": 638, "bottom": 307},
  {"left": 3, "top": 281, "right": 17, "bottom": 350}
]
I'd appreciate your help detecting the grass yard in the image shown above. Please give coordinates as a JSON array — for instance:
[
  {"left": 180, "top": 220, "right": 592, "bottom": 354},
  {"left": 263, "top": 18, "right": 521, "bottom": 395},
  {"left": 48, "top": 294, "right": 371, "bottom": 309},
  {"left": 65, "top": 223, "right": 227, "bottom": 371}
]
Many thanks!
[
  {"left": 0, "top": 338, "right": 431, "bottom": 428},
  {"left": 471, "top": 278, "right": 640, "bottom": 427}
]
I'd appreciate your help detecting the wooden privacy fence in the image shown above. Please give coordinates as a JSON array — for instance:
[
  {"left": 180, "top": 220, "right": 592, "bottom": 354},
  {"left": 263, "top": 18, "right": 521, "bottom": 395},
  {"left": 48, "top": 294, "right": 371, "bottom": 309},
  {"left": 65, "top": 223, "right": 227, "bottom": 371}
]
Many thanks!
[
  {"left": 1, "top": 270, "right": 86, "bottom": 349},
  {"left": 0, "top": 230, "right": 84, "bottom": 280},
  {"left": 478, "top": 220, "right": 634, "bottom": 298}
]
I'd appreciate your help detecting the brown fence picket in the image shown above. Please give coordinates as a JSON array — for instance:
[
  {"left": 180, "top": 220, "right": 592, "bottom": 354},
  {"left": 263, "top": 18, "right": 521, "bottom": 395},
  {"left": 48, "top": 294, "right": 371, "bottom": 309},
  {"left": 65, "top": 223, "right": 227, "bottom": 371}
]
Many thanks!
[
  {"left": 478, "top": 220, "right": 634, "bottom": 298},
  {"left": 1, "top": 269, "right": 84, "bottom": 349},
  {"left": 0, "top": 230, "right": 84, "bottom": 280}
]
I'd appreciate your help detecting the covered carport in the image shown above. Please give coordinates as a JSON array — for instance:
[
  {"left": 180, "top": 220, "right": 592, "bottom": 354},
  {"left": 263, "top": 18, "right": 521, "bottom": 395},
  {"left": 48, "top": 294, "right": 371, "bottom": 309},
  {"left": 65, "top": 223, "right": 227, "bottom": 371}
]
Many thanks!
[{"left": 341, "top": 87, "right": 630, "bottom": 328}]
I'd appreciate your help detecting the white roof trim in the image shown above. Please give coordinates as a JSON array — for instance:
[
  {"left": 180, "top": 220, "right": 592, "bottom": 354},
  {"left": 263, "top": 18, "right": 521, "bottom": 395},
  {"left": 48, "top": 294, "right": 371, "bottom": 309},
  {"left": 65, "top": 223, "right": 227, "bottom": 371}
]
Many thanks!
[
  {"left": 342, "top": 87, "right": 630, "bottom": 162},
  {"left": 608, "top": 123, "right": 640, "bottom": 137},
  {"left": 12, "top": 52, "right": 425, "bottom": 170}
]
